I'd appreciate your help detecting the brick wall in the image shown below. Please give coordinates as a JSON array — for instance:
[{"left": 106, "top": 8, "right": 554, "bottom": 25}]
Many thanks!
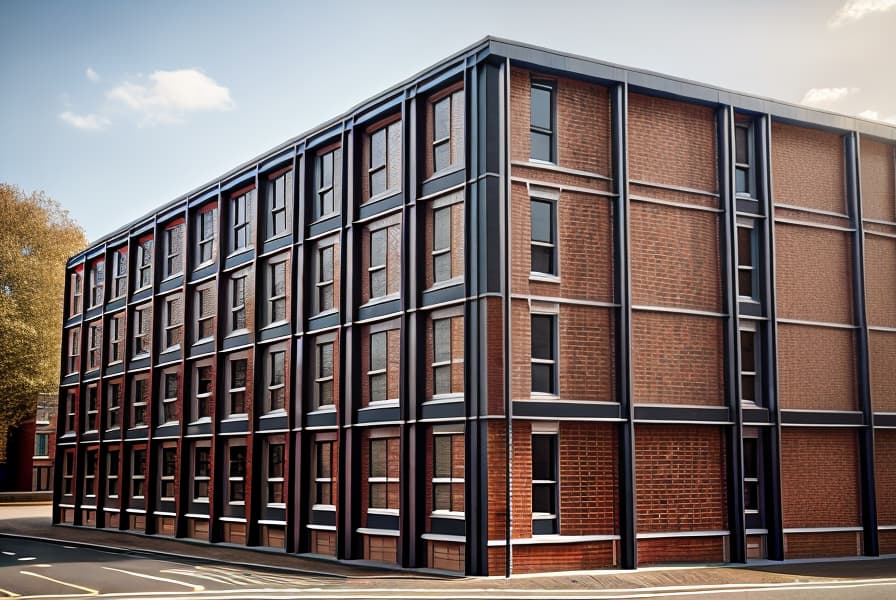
[
  {"left": 509, "top": 541, "right": 616, "bottom": 573},
  {"left": 784, "top": 531, "right": 860, "bottom": 559},
  {"left": 772, "top": 122, "right": 845, "bottom": 213},
  {"left": 630, "top": 202, "right": 721, "bottom": 311},
  {"left": 860, "top": 137, "right": 896, "bottom": 222},
  {"left": 774, "top": 224, "right": 853, "bottom": 323},
  {"left": 632, "top": 312, "right": 724, "bottom": 406},
  {"left": 875, "top": 430, "right": 896, "bottom": 527},
  {"left": 558, "top": 422, "right": 618, "bottom": 536},
  {"left": 509, "top": 67, "right": 612, "bottom": 175},
  {"left": 628, "top": 93, "right": 717, "bottom": 192},
  {"left": 777, "top": 324, "right": 857, "bottom": 411},
  {"left": 638, "top": 537, "right": 726, "bottom": 565},
  {"left": 634, "top": 425, "right": 727, "bottom": 534},
  {"left": 486, "top": 297, "right": 505, "bottom": 416},
  {"left": 780, "top": 429, "right": 860, "bottom": 528},
  {"left": 864, "top": 235, "right": 896, "bottom": 327},
  {"left": 870, "top": 331, "right": 896, "bottom": 412}
]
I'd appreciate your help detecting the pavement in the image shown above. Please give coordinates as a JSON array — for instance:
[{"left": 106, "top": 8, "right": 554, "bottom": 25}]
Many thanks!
[{"left": 2, "top": 503, "right": 896, "bottom": 599}]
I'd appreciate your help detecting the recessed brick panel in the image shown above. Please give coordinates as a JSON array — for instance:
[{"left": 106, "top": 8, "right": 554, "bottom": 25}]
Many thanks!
[
  {"left": 634, "top": 424, "right": 727, "bottom": 533},
  {"left": 772, "top": 121, "right": 845, "bottom": 214},
  {"left": 638, "top": 536, "right": 726, "bottom": 565},
  {"left": 784, "top": 531, "right": 860, "bottom": 559},
  {"left": 632, "top": 312, "right": 724, "bottom": 406},
  {"left": 869, "top": 331, "right": 896, "bottom": 412},
  {"left": 558, "top": 422, "right": 618, "bottom": 536},
  {"left": 860, "top": 137, "right": 896, "bottom": 222},
  {"left": 628, "top": 93, "right": 717, "bottom": 193},
  {"left": 780, "top": 429, "right": 860, "bottom": 529},
  {"left": 507, "top": 541, "right": 616, "bottom": 573},
  {"left": 875, "top": 430, "right": 896, "bottom": 526},
  {"left": 630, "top": 202, "right": 721, "bottom": 311},
  {"left": 864, "top": 235, "right": 896, "bottom": 328},
  {"left": 774, "top": 223, "right": 853, "bottom": 324},
  {"left": 776, "top": 323, "right": 857, "bottom": 411}
]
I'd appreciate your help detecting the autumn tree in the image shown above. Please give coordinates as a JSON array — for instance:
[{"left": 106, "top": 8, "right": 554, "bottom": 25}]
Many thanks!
[{"left": 0, "top": 184, "right": 87, "bottom": 460}]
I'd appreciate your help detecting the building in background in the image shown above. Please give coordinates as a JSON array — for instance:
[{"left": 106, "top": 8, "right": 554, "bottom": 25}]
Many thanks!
[
  {"left": 54, "top": 37, "right": 896, "bottom": 575},
  {"left": 33, "top": 393, "right": 57, "bottom": 491}
]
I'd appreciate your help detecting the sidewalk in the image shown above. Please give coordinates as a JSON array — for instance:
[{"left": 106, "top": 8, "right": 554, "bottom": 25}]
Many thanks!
[{"left": 2, "top": 503, "right": 895, "bottom": 592}]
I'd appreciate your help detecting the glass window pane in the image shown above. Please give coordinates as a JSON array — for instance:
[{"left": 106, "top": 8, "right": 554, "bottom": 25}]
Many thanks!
[
  {"left": 434, "top": 97, "right": 450, "bottom": 140},
  {"left": 434, "top": 142, "right": 451, "bottom": 172},
  {"left": 735, "top": 126, "right": 749, "bottom": 165},
  {"left": 370, "top": 439, "right": 386, "bottom": 477},
  {"left": 532, "top": 436, "right": 555, "bottom": 481},
  {"left": 741, "top": 373, "right": 756, "bottom": 402},
  {"left": 740, "top": 330, "right": 755, "bottom": 372},
  {"left": 319, "top": 380, "right": 333, "bottom": 407},
  {"left": 531, "top": 246, "right": 554, "bottom": 275},
  {"left": 531, "top": 200, "right": 553, "bottom": 243},
  {"left": 434, "top": 207, "right": 450, "bottom": 250},
  {"left": 736, "top": 167, "right": 749, "bottom": 195},
  {"left": 370, "top": 373, "right": 387, "bottom": 403},
  {"left": 532, "top": 483, "right": 555, "bottom": 514},
  {"left": 739, "top": 269, "right": 754, "bottom": 299},
  {"left": 434, "top": 253, "right": 452, "bottom": 283},
  {"left": 370, "top": 332, "right": 386, "bottom": 371},
  {"left": 532, "top": 363, "right": 554, "bottom": 394},
  {"left": 370, "top": 129, "right": 386, "bottom": 169},
  {"left": 737, "top": 227, "right": 753, "bottom": 268},
  {"left": 370, "top": 229, "right": 387, "bottom": 267},
  {"left": 531, "top": 315, "right": 554, "bottom": 360},
  {"left": 433, "top": 483, "right": 451, "bottom": 511},
  {"left": 530, "top": 85, "right": 552, "bottom": 131},
  {"left": 744, "top": 481, "right": 759, "bottom": 511},
  {"left": 370, "top": 169, "right": 386, "bottom": 197},
  {"left": 370, "top": 269, "right": 386, "bottom": 298},
  {"left": 434, "top": 365, "right": 451, "bottom": 395},
  {"left": 321, "top": 246, "right": 334, "bottom": 281},
  {"left": 434, "top": 436, "right": 451, "bottom": 478},
  {"left": 531, "top": 131, "right": 552, "bottom": 162},
  {"left": 434, "top": 319, "right": 450, "bottom": 363},
  {"left": 319, "top": 343, "right": 333, "bottom": 378},
  {"left": 743, "top": 438, "right": 758, "bottom": 479},
  {"left": 319, "top": 284, "right": 334, "bottom": 311},
  {"left": 321, "top": 151, "right": 333, "bottom": 188}
]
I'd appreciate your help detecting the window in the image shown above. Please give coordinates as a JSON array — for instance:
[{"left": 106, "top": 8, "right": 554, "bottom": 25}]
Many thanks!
[
  {"left": 229, "top": 271, "right": 247, "bottom": 333},
  {"left": 315, "top": 338, "right": 335, "bottom": 409},
  {"left": 71, "top": 270, "right": 83, "bottom": 316},
  {"left": 228, "top": 443, "right": 247, "bottom": 503},
  {"left": 84, "top": 449, "right": 97, "bottom": 499},
  {"left": 228, "top": 358, "right": 247, "bottom": 415},
  {"left": 743, "top": 435, "right": 760, "bottom": 515},
  {"left": 531, "top": 314, "right": 557, "bottom": 395},
  {"left": 266, "top": 442, "right": 285, "bottom": 506},
  {"left": 433, "top": 206, "right": 452, "bottom": 283},
  {"left": 137, "top": 237, "right": 153, "bottom": 290},
  {"left": 194, "top": 446, "right": 210, "bottom": 501},
  {"left": 740, "top": 322, "right": 760, "bottom": 406},
  {"left": 163, "top": 224, "right": 184, "bottom": 278},
  {"left": 368, "top": 120, "right": 401, "bottom": 198},
  {"left": 367, "top": 221, "right": 400, "bottom": 301},
  {"left": 62, "top": 452, "right": 74, "bottom": 496},
  {"left": 160, "top": 446, "right": 176, "bottom": 500},
  {"left": 194, "top": 364, "right": 213, "bottom": 421},
  {"left": 34, "top": 433, "right": 49, "bottom": 458},
  {"left": 133, "top": 304, "right": 151, "bottom": 357},
  {"left": 431, "top": 88, "right": 464, "bottom": 174},
  {"left": 531, "top": 432, "right": 558, "bottom": 534},
  {"left": 163, "top": 294, "right": 183, "bottom": 350},
  {"left": 36, "top": 399, "right": 53, "bottom": 424},
  {"left": 735, "top": 122, "right": 753, "bottom": 197},
  {"left": 197, "top": 205, "right": 216, "bottom": 265},
  {"left": 112, "top": 248, "right": 127, "bottom": 298},
  {"left": 316, "top": 243, "right": 335, "bottom": 313},
  {"left": 230, "top": 190, "right": 253, "bottom": 253},
  {"left": 267, "top": 170, "right": 291, "bottom": 239},
  {"left": 314, "top": 440, "right": 334, "bottom": 506},
  {"left": 265, "top": 347, "right": 286, "bottom": 412},
  {"left": 107, "top": 450, "right": 119, "bottom": 498},
  {"left": 369, "top": 436, "right": 400, "bottom": 511},
  {"left": 267, "top": 258, "right": 287, "bottom": 325},
  {"left": 432, "top": 430, "right": 464, "bottom": 514},
  {"left": 108, "top": 315, "right": 123, "bottom": 363},
  {"left": 85, "top": 385, "right": 98, "bottom": 431},
  {"left": 131, "top": 448, "right": 146, "bottom": 498},
  {"left": 530, "top": 199, "right": 556, "bottom": 276},
  {"left": 67, "top": 328, "right": 80, "bottom": 374},
  {"left": 131, "top": 376, "right": 148, "bottom": 427},
  {"left": 195, "top": 284, "right": 216, "bottom": 342},
  {"left": 89, "top": 260, "right": 104, "bottom": 307},
  {"left": 368, "top": 331, "right": 388, "bottom": 404},
  {"left": 65, "top": 390, "right": 76, "bottom": 432},
  {"left": 160, "top": 371, "right": 178, "bottom": 423},
  {"left": 87, "top": 323, "right": 101, "bottom": 370},
  {"left": 530, "top": 81, "right": 555, "bottom": 162},
  {"left": 737, "top": 221, "right": 758, "bottom": 301},
  {"left": 107, "top": 381, "right": 121, "bottom": 429},
  {"left": 315, "top": 147, "right": 340, "bottom": 219},
  {"left": 432, "top": 318, "right": 452, "bottom": 396}
]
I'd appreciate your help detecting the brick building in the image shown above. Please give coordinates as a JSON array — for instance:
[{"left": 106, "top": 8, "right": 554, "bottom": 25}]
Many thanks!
[{"left": 54, "top": 38, "right": 896, "bottom": 575}]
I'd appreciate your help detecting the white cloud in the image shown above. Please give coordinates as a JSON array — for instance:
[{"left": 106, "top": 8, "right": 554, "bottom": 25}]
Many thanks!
[
  {"left": 86, "top": 67, "right": 100, "bottom": 82},
  {"left": 857, "top": 109, "right": 896, "bottom": 124},
  {"left": 106, "top": 69, "right": 234, "bottom": 126},
  {"left": 58, "top": 111, "right": 110, "bottom": 130},
  {"left": 829, "top": 0, "right": 896, "bottom": 27},
  {"left": 800, "top": 87, "right": 859, "bottom": 106}
]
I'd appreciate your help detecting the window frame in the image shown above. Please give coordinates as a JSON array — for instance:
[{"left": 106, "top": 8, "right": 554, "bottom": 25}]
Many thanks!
[
  {"left": 132, "top": 303, "right": 151, "bottom": 357},
  {"left": 314, "top": 334, "right": 336, "bottom": 410},
  {"left": 431, "top": 425, "right": 464, "bottom": 516},
  {"left": 193, "top": 362, "right": 213, "bottom": 423},
  {"left": 89, "top": 259, "right": 105, "bottom": 308},
  {"left": 106, "top": 449, "right": 120, "bottom": 498},
  {"left": 313, "top": 438, "right": 335, "bottom": 508},
  {"left": 106, "top": 381, "right": 121, "bottom": 429},
  {"left": 71, "top": 270, "right": 83, "bottom": 316},
  {"left": 67, "top": 327, "right": 80, "bottom": 374},
  {"left": 196, "top": 204, "right": 217, "bottom": 267},
  {"left": 314, "top": 146, "right": 340, "bottom": 221},
  {"left": 227, "top": 442, "right": 247, "bottom": 505},
  {"left": 227, "top": 356, "right": 248, "bottom": 417},
  {"left": 228, "top": 270, "right": 249, "bottom": 335},
  {"left": 264, "top": 345, "right": 286, "bottom": 414},
  {"left": 162, "top": 293, "right": 183, "bottom": 351},
  {"left": 34, "top": 433, "right": 49, "bottom": 458},
  {"left": 265, "top": 439, "right": 286, "bottom": 508},
  {"left": 108, "top": 314, "right": 123, "bottom": 364},
  {"left": 529, "top": 80, "right": 556, "bottom": 163},
  {"left": 229, "top": 189, "right": 254, "bottom": 254},
  {"left": 136, "top": 237, "right": 153, "bottom": 291},
  {"left": 159, "top": 445, "right": 177, "bottom": 501},
  {"left": 194, "top": 283, "right": 216, "bottom": 343},
  {"left": 131, "top": 447, "right": 147, "bottom": 499},
  {"left": 530, "top": 196, "right": 558, "bottom": 278},
  {"left": 64, "top": 390, "right": 76, "bottom": 433},
  {"left": 367, "top": 435, "right": 400, "bottom": 513},
  {"left": 736, "top": 218, "right": 760, "bottom": 302},
  {"left": 430, "top": 86, "right": 464, "bottom": 175},
  {"left": 531, "top": 426, "right": 559, "bottom": 535},
  {"left": 84, "top": 384, "right": 98, "bottom": 432},
  {"left": 193, "top": 443, "right": 211, "bottom": 503},
  {"left": 432, "top": 205, "right": 452, "bottom": 284},
  {"left": 432, "top": 317, "right": 452, "bottom": 397},
  {"left": 266, "top": 255, "right": 288, "bottom": 326},
  {"left": 266, "top": 168, "right": 292, "bottom": 240},
  {"left": 131, "top": 375, "right": 149, "bottom": 428},
  {"left": 83, "top": 448, "right": 98, "bottom": 500},
  {"left": 112, "top": 248, "right": 127, "bottom": 299},
  {"left": 734, "top": 121, "right": 755, "bottom": 198},
  {"left": 739, "top": 320, "right": 761, "bottom": 407},
  {"left": 315, "top": 241, "right": 336, "bottom": 314},
  {"left": 530, "top": 312, "right": 558, "bottom": 396},
  {"left": 159, "top": 369, "right": 179, "bottom": 424},
  {"left": 62, "top": 451, "right": 75, "bottom": 497},
  {"left": 163, "top": 222, "right": 185, "bottom": 279},
  {"left": 368, "top": 330, "right": 389, "bottom": 405},
  {"left": 87, "top": 322, "right": 101, "bottom": 370}
]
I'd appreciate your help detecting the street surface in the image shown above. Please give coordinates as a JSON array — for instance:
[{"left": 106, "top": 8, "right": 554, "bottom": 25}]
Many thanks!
[{"left": 1, "top": 504, "right": 895, "bottom": 599}]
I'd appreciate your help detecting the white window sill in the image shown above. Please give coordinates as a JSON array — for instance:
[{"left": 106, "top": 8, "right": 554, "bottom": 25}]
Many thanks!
[
  {"left": 226, "top": 247, "right": 254, "bottom": 260},
  {"left": 360, "top": 293, "right": 400, "bottom": 308},
  {"left": 529, "top": 272, "right": 560, "bottom": 283},
  {"left": 430, "top": 511, "right": 465, "bottom": 519},
  {"left": 193, "top": 337, "right": 214, "bottom": 346},
  {"left": 424, "top": 394, "right": 464, "bottom": 405},
  {"left": 308, "top": 405, "right": 336, "bottom": 416},
  {"left": 367, "top": 508, "right": 400, "bottom": 517},
  {"left": 161, "top": 273, "right": 182, "bottom": 283},
  {"left": 424, "top": 165, "right": 464, "bottom": 183},
  {"left": 261, "top": 319, "right": 289, "bottom": 330},
  {"left": 222, "top": 414, "right": 248, "bottom": 422},
  {"left": 260, "top": 409, "right": 287, "bottom": 419},
  {"left": 194, "top": 260, "right": 215, "bottom": 271},
  {"left": 189, "top": 417, "right": 212, "bottom": 425},
  {"left": 427, "top": 276, "right": 464, "bottom": 291},
  {"left": 225, "top": 328, "right": 250, "bottom": 339},
  {"left": 312, "top": 504, "right": 336, "bottom": 512},
  {"left": 361, "top": 400, "right": 399, "bottom": 410}
]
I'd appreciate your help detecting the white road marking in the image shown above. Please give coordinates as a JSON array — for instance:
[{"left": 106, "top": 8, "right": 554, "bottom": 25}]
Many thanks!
[
  {"left": 16, "top": 558, "right": 35, "bottom": 562},
  {"left": 159, "top": 570, "right": 235, "bottom": 585},
  {"left": 0, "top": 586, "right": 19, "bottom": 598},
  {"left": 19, "top": 570, "right": 99, "bottom": 595},
  {"left": 1, "top": 552, "right": 15, "bottom": 556},
  {"left": 101, "top": 566, "right": 205, "bottom": 591}
]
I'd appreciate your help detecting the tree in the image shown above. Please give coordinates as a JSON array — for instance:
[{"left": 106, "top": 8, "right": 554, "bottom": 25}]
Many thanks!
[{"left": 0, "top": 184, "right": 87, "bottom": 459}]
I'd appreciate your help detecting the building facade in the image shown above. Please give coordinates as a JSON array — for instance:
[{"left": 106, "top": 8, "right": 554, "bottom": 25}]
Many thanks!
[{"left": 54, "top": 38, "right": 896, "bottom": 575}]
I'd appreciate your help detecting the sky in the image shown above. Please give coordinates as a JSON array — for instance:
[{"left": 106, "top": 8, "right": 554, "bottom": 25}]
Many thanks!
[{"left": 1, "top": 0, "right": 894, "bottom": 243}]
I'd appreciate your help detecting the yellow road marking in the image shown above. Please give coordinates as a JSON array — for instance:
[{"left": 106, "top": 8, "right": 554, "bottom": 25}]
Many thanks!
[
  {"left": 19, "top": 571, "right": 98, "bottom": 595},
  {"left": 101, "top": 566, "right": 204, "bottom": 591},
  {"left": 0, "top": 587, "right": 20, "bottom": 598}
]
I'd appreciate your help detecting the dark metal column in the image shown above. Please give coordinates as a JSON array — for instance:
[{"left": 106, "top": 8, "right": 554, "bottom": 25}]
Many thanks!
[
  {"left": 759, "top": 115, "right": 785, "bottom": 561},
  {"left": 846, "top": 132, "right": 879, "bottom": 557},
  {"left": 718, "top": 106, "right": 746, "bottom": 564},
  {"left": 611, "top": 82, "right": 637, "bottom": 570}
]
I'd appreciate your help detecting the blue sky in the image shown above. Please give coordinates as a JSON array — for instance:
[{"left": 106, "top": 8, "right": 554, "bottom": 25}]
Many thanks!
[{"left": 1, "top": 0, "right": 894, "bottom": 242}]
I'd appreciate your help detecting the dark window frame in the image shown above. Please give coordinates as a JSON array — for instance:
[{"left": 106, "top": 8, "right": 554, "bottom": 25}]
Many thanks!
[
  {"left": 193, "top": 362, "right": 213, "bottom": 422},
  {"left": 227, "top": 357, "right": 248, "bottom": 416},
  {"left": 195, "top": 283, "right": 216, "bottom": 342},
  {"left": 530, "top": 80, "right": 556, "bottom": 163},
  {"left": 106, "top": 381, "right": 121, "bottom": 429},
  {"left": 315, "top": 146, "right": 340, "bottom": 221},
  {"left": 193, "top": 443, "right": 211, "bottom": 502},
  {"left": 227, "top": 442, "right": 247, "bottom": 505},
  {"left": 313, "top": 438, "right": 335, "bottom": 507},
  {"left": 196, "top": 205, "right": 217, "bottom": 266},
  {"left": 89, "top": 259, "right": 105, "bottom": 308},
  {"left": 265, "top": 439, "right": 286, "bottom": 507},
  {"left": 106, "top": 449, "right": 119, "bottom": 498},
  {"left": 431, "top": 427, "right": 464, "bottom": 515},
  {"left": 229, "top": 270, "right": 248, "bottom": 334},
  {"left": 265, "top": 345, "right": 286, "bottom": 413},
  {"left": 531, "top": 430, "right": 559, "bottom": 535},
  {"left": 131, "top": 375, "right": 149, "bottom": 428},
  {"left": 132, "top": 303, "right": 151, "bottom": 357},
  {"left": 159, "top": 369, "right": 179, "bottom": 424},
  {"left": 737, "top": 219, "right": 760, "bottom": 302},
  {"left": 266, "top": 255, "right": 288, "bottom": 326},
  {"left": 230, "top": 189, "right": 254, "bottom": 254},
  {"left": 71, "top": 270, "right": 83, "bottom": 316},
  {"left": 739, "top": 320, "right": 761, "bottom": 407},
  {"left": 735, "top": 120, "right": 755, "bottom": 198},
  {"left": 112, "top": 248, "right": 127, "bottom": 299},
  {"left": 530, "top": 197, "right": 558, "bottom": 277},
  {"left": 266, "top": 169, "right": 292, "bottom": 240},
  {"left": 131, "top": 447, "right": 147, "bottom": 499},
  {"left": 136, "top": 237, "right": 153, "bottom": 290},
  {"left": 530, "top": 313, "right": 558, "bottom": 396},
  {"left": 314, "top": 334, "right": 336, "bottom": 410},
  {"left": 163, "top": 222, "right": 185, "bottom": 278},
  {"left": 160, "top": 445, "right": 177, "bottom": 501},
  {"left": 163, "top": 293, "right": 183, "bottom": 350},
  {"left": 315, "top": 241, "right": 336, "bottom": 314},
  {"left": 368, "top": 435, "right": 400, "bottom": 512}
]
